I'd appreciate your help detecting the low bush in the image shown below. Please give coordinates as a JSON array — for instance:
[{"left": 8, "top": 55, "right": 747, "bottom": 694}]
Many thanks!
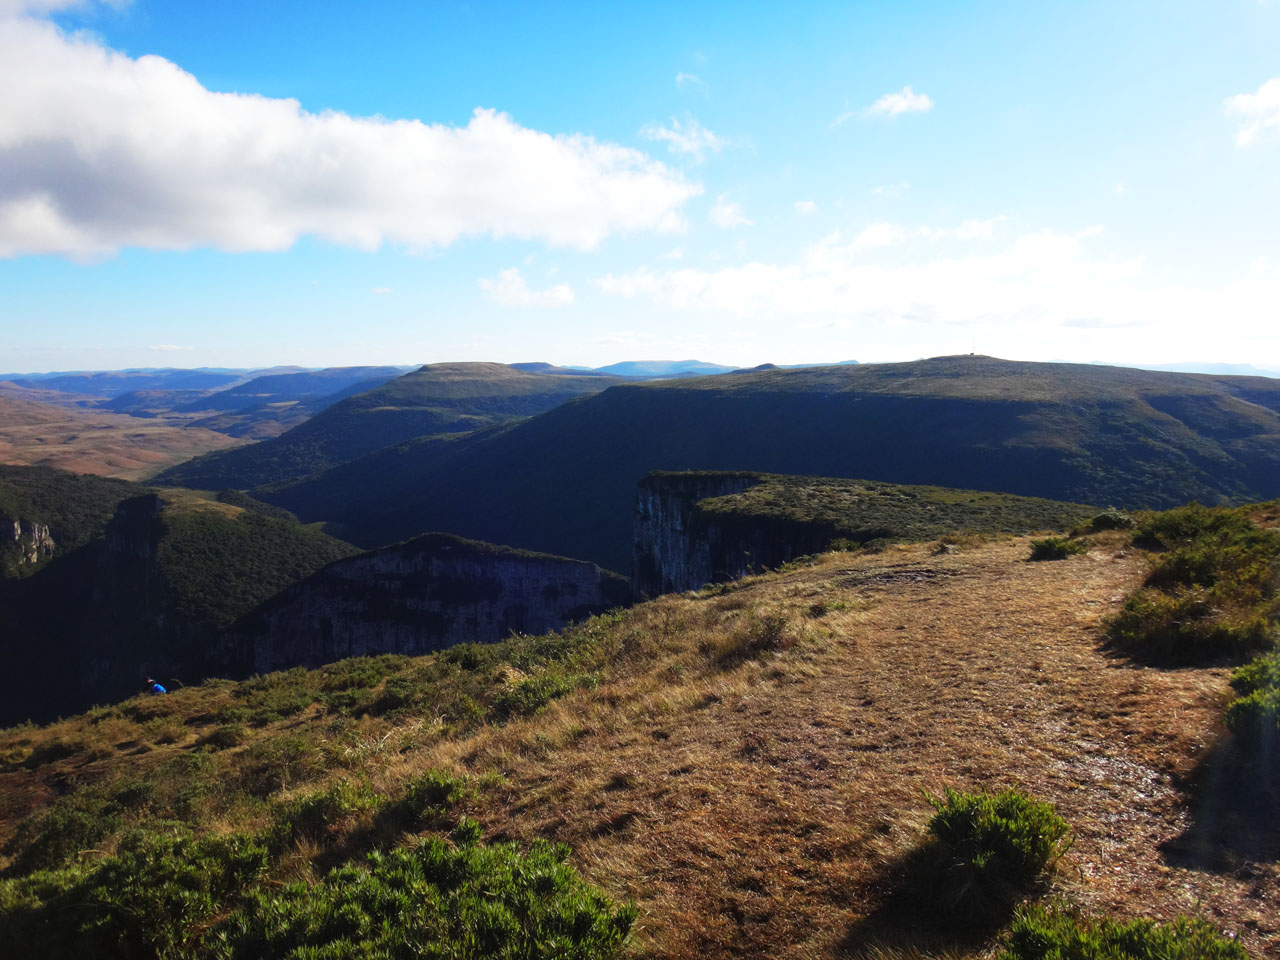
[
  {"left": 1000, "top": 903, "right": 1248, "bottom": 959},
  {"left": 0, "top": 831, "right": 268, "bottom": 960},
  {"left": 925, "top": 787, "right": 1071, "bottom": 912},
  {"left": 5, "top": 794, "right": 121, "bottom": 873},
  {"left": 1029, "top": 537, "right": 1089, "bottom": 561},
  {"left": 206, "top": 836, "right": 636, "bottom": 960},
  {"left": 269, "top": 779, "right": 377, "bottom": 850},
  {"left": 1089, "top": 509, "right": 1136, "bottom": 532},
  {"left": 1225, "top": 687, "right": 1280, "bottom": 755},
  {"left": 702, "top": 611, "right": 795, "bottom": 667},
  {"left": 492, "top": 672, "right": 597, "bottom": 719},
  {"left": 1110, "top": 588, "right": 1274, "bottom": 663}
]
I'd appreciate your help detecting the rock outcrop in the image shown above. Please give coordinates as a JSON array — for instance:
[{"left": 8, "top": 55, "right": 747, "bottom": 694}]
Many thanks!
[
  {"left": 227, "top": 533, "right": 630, "bottom": 674},
  {"left": 2, "top": 515, "right": 55, "bottom": 570},
  {"left": 633, "top": 472, "right": 767, "bottom": 597}
]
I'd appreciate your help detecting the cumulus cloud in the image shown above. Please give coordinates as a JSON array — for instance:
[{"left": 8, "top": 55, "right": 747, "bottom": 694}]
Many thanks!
[
  {"left": 710, "top": 195, "right": 752, "bottom": 228},
  {"left": 0, "top": 16, "right": 699, "bottom": 258},
  {"left": 866, "top": 86, "right": 934, "bottom": 117},
  {"left": 479, "top": 268, "right": 574, "bottom": 307},
  {"left": 639, "top": 117, "right": 725, "bottom": 161},
  {"left": 1226, "top": 77, "right": 1280, "bottom": 146},
  {"left": 794, "top": 200, "right": 817, "bottom": 215}
]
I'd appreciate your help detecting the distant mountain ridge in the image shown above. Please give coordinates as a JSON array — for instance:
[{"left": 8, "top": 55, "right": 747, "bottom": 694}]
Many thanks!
[
  {"left": 154, "top": 362, "right": 627, "bottom": 491},
  {"left": 260, "top": 356, "right": 1280, "bottom": 571}
]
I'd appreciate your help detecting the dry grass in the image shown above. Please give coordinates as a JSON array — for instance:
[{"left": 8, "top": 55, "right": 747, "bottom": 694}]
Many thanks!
[
  {"left": 1, "top": 535, "right": 1275, "bottom": 957},
  {"left": 0, "top": 393, "right": 245, "bottom": 480}
]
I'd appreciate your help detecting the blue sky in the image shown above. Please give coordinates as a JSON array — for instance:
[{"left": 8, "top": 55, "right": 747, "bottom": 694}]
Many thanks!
[{"left": 1, "top": 0, "right": 1279, "bottom": 372}]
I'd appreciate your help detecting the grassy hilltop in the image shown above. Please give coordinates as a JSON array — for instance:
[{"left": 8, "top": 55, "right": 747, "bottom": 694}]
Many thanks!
[
  {"left": 1, "top": 501, "right": 1276, "bottom": 958},
  {"left": 156, "top": 362, "right": 625, "bottom": 491},
  {"left": 263, "top": 356, "right": 1280, "bottom": 570}
]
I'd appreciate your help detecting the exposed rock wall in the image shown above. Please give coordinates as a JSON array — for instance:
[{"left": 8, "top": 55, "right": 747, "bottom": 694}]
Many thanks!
[
  {"left": 3, "top": 515, "right": 55, "bottom": 569},
  {"left": 633, "top": 472, "right": 767, "bottom": 597},
  {"left": 229, "top": 533, "right": 630, "bottom": 674}
]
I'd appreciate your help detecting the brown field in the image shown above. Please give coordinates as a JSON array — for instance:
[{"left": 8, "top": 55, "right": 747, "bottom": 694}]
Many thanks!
[
  {"left": 1, "top": 534, "right": 1274, "bottom": 957},
  {"left": 0, "top": 393, "right": 244, "bottom": 480}
]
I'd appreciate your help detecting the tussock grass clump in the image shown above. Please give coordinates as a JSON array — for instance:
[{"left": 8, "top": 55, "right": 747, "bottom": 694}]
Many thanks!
[
  {"left": 492, "top": 672, "right": 598, "bottom": 719},
  {"left": 924, "top": 787, "right": 1071, "bottom": 914},
  {"left": 1028, "top": 537, "right": 1089, "bottom": 561},
  {"left": 1000, "top": 904, "right": 1248, "bottom": 960},
  {"left": 700, "top": 611, "right": 795, "bottom": 668},
  {"left": 269, "top": 779, "right": 377, "bottom": 850}
]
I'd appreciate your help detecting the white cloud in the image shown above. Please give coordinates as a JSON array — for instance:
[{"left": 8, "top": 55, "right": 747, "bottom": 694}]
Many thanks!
[
  {"left": 639, "top": 117, "right": 724, "bottom": 161},
  {"left": 675, "top": 72, "right": 707, "bottom": 91},
  {"left": 145, "top": 343, "right": 191, "bottom": 352},
  {"left": 866, "top": 86, "right": 934, "bottom": 117},
  {"left": 829, "top": 109, "right": 856, "bottom": 129},
  {"left": 371, "top": 286, "right": 392, "bottom": 295},
  {"left": 1226, "top": 77, "right": 1280, "bottom": 146},
  {"left": 479, "top": 268, "right": 574, "bottom": 307},
  {"left": 794, "top": 200, "right": 817, "bottom": 215},
  {"left": 0, "top": 16, "right": 699, "bottom": 258},
  {"left": 710, "top": 195, "right": 752, "bottom": 229}
]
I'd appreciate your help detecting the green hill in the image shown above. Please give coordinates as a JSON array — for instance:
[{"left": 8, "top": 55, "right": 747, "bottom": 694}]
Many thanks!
[
  {"left": 0, "top": 482, "right": 358, "bottom": 726},
  {"left": 155, "top": 362, "right": 623, "bottom": 490},
  {"left": 262, "top": 356, "right": 1280, "bottom": 571}
]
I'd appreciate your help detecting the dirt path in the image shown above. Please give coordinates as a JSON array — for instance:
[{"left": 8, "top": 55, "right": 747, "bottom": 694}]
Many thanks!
[{"left": 471, "top": 538, "right": 1277, "bottom": 958}]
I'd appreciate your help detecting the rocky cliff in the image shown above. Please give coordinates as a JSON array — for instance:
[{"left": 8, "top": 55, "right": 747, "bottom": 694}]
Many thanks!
[
  {"left": 226, "top": 533, "right": 631, "bottom": 674},
  {"left": 633, "top": 472, "right": 768, "bottom": 597},
  {"left": 2, "top": 514, "right": 55, "bottom": 572},
  {"left": 633, "top": 471, "right": 1097, "bottom": 597}
]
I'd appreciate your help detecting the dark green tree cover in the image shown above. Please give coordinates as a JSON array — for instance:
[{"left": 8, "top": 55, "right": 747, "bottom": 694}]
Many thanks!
[{"left": 0, "top": 466, "right": 143, "bottom": 576}]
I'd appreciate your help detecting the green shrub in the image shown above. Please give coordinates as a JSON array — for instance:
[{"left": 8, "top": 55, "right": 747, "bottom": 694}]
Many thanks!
[
  {"left": 1029, "top": 537, "right": 1089, "bottom": 561},
  {"left": 1110, "top": 587, "right": 1274, "bottom": 662},
  {"left": 206, "top": 836, "right": 635, "bottom": 960},
  {"left": 1000, "top": 904, "right": 1248, "bottom": 959},
  {"left": 269, "top": 780, "right": 377, "bottom": 850},
  {"left": 1225, "top": 687, "right": 1280, "bottom": 754},
  {"left": 492, "top": 672, "right": 597, "bottom": 719},
  {"left": 1231, "top": 651, "right": 1280, "bottom": 695},
  {"left": 925, "top": 787, "right": 1071, "bottom": 906},
  {"left": 6, "top": 795, "right": 121, "bottom": 873},
  {"left": 1089, "top": 509, "right": 1136, "bottom": 532},
  {"left": 199, "top": 723, "right": 250, "bottom": 750},
  {"left": 0, "top": 831, "right": 268, "bottom": 960}
]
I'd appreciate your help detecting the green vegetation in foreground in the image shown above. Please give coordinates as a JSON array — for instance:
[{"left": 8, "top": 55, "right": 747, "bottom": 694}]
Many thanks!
[
  {"left": 1028, "top": 536, "right": 1090, "bottom": 561},
  {"left": 1000, "top": 904, "right": 1248, "bottom": 960},
  {"left": 1109, "top": 503, "right": 1280, "bottom": 664},
  {"left": 0, "top": 830, "right": 634, "bottom": 960},
  {"left": 0, "top": 613, "right": 636, "bottom": 957},
  {"left": 924, "top": 787, "right": 1072, "bottom": 916}
]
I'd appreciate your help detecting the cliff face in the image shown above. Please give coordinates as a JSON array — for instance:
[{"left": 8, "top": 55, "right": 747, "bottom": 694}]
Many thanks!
[
  {"left": 228, "top": 533, "right": 630, "bottom": 674},
  {"left": 633, "top": 472, "right": 769, "bottom": 597},
  {"left": 2, "top": 514, "right": 55, "bottom": 571}
]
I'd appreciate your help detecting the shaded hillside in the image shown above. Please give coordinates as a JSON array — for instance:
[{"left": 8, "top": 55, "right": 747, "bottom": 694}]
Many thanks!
[
  {"left": 265, "top": 356, "right": 1280, "bottom": 571},
  {"left": 156, "top": 362, "right": 624, "bottom": 490},
  {"left": 0, "top": 393, "right": 245, "bottom": 481},
  {"left": 222, "top": 532, "right": 629, "bottom": 675},
  {"left": 0, "top": 489, "right": 359, "bottom": 726},
  {"left": 634, "top": 470, "right": 1095, "bottom": 595},
  {"left": 1, "top": 531, "right": 1272, "bottom": 957},
  {"left": 0, "top": 466, "right": 143, "bottom": 576}
]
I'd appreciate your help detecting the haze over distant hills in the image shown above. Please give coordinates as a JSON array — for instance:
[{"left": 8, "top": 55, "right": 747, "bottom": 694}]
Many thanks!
[{"left": 256, "top": 356, "right": 1280, "bottom": 571}]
